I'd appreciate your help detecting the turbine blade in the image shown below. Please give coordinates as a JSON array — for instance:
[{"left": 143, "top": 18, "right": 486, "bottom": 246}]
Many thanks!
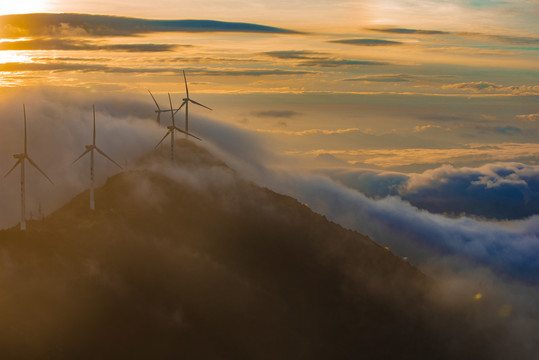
[
  {"left": 92, "top": 105, "right": 96, "bottom": 145},
  {"left": 183, "top": 70, "right": 189, "bottom": 97},
  {"left": 148, "top": 90, "right": 161, "bottom": 110},
  {"left": 4, "top": 159, "right": 21, "bottom": 178},
  {"left": 155, "top": 131, "right": 171, "bottom": 149},
  {"left": 95, "top": 147, "right": 122, "bottom": 169},
  {"left": 173, "top": 126, "right": 202, "bottom": 141},
  {"left": 189, "top": 99, "right": 212, "bottom": 111},
  {"left": 174, "top": 100, "right": 186, "bottom": 115},
  {"left": 168, "top": 93, "right": 175, "bottom": 127},
  {"left": 27, "top": 156, "right": 54, "bottom": 184},
  {"left": 23, "top": 104, "right": 27, "bottom": 154},
  {"left": 72, "top": 148, "right": 92, "bottom": 164}
]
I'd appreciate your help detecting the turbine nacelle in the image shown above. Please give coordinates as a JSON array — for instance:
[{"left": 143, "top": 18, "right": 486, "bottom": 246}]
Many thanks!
[
  {"left": 13, "top": 154, "right": 25, "bottom": 159},
  {"left": 85, "top": 145, "right": 95, "bottom": 150},
  {"left": 148, "top": 90, "right": 172, "bottom": 125}
]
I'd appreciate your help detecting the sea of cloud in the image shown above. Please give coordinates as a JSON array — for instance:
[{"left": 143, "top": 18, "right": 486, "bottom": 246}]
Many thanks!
[{"left": 322, "top": 163, "right": 539, "bottom": 220}]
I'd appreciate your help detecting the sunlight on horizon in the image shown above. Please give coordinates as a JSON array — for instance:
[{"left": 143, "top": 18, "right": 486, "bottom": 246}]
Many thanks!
[
  {"left": 0, "top": 0, "right": 50, "bottom": 16},
  {"left": 0, "top": 50, "right": 32, "bottom": 64}
]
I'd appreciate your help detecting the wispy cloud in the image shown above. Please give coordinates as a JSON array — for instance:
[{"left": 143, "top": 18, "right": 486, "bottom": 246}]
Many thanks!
[
  {"left": 342, "top": 74, "right": 455, "bottom": 83},
  {"left": 191, "top": 68, "right": 318, "bottom": 76},
  {"left": 298, "top": 59, "right": 389, "bottom": 67},
  {"left": 262, "top": 50, "right": 325, "bottom": 60},
  {"left": 299, "top": 143, "right": 539, "bottom": 168},
  {"left": 261, "top": 50, "right": 389, "bottom": 67},
  {"left": 494, "top": 126, "right": 522, "bottom": 135},
  {"left": 0, "top": 38, "right": 179, "bottom": 52},
  {"left": 443, "top": 82, "right": 539, "bottom": 95},
  {"left": 367, "top": 26, "right": 539, "bottom": 47},
  {"left": 420, "top": 46, "right": 515, "bottom": 56},
  {"left": 328, "top": 38, "right": 403, "bottom": 46},
  {"left": 256, "top": 128, "right": 362, "bottom": 136},
  {"left": 0, "top": 13, "right": 301, "bottom": 39},
  {"left": 367, "top": 27, "right": 450, "bottom": 35},
  {"left": 418, "top": 113, "right": 473, "bottom": 122},
  {"left": 444, "top": 81, "right": 505, "bottom": 91},
  {"left": 251, "top": 110, "right": 302, "bottom": 118},
  {"left": 413, "top": 125, "right": 446, "bottom": 133},
  {"left": 515, "top": 112, "right": 539, "bottom": 123},
  {"left": 457, "top": 32, "right": 539, "bottom": 46},
  {"left": 0, "top": 62, "right": 112, "bottom": 73},
  {"left": 0, "top": 61, "right": 317, "bottom": 77}
]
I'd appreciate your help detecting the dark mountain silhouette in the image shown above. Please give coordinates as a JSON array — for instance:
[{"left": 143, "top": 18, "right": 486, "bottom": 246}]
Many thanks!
[{"left": 0, "top": 140, "right": 509, "bottom": 359}]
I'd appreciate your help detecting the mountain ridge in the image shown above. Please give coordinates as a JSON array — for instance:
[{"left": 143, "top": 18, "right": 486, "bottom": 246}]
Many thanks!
[{"left": 0, "top": 140, "right": 508, "bottom": 359}]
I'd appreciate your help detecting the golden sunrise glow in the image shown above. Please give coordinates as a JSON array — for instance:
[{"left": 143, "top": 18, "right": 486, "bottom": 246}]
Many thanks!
[
  {"left": 0, "top": 50, "right": 32, "bottom": 64},
  {"left": 0, "top": 3, "right": 536, "bottom": 173},
  {"left": 0, "top": 0, "right": 50, "bottom": 16}
]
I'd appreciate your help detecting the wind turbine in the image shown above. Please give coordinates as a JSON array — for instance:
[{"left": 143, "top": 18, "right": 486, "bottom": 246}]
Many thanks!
[
  {"left": 155, "top": 93, "right": 201, "bottom": 161},
  {"left": 4, "top": 105, "right": 53, "bottom": 231},
  {"left": 148, "top": 90, "right": 171, "bottom": 125},
  {"left": 73, "top": 105, "right": 122, "bottom": 210},
  {"left": 175, "top": 70, "right": 212, "bottom": 138}
]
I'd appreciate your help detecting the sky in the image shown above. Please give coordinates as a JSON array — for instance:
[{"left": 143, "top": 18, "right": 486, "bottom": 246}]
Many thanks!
[
  {"left": 0, "top": 0, "right": 537, "bottom": 171},
  {"left": 0, "top": 0, "right": 538, "bottom": 352}
]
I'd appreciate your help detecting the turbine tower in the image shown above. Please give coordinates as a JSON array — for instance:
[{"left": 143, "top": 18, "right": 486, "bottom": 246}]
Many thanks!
[
  {"left": 4, "top": 105, "right": 53, "bottom": 231},
  {"left": 155, "top": 93, "right": 201, "bottom": 161},
  {"left": 176, "top": 70, "right": 212, "bottom": 138},
  {"left": 148, "top": 90, "right": 171, "bottom": 125},
  {"left": 73, "top": 105, "right": 122, "bottom": 210}
]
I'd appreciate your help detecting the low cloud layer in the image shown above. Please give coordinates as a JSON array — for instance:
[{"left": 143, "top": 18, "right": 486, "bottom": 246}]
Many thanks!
[{"left": 325, "top": 163, "right": 539, "bottom": 220}]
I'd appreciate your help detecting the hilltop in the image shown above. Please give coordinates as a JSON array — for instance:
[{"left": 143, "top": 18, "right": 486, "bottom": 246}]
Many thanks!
[{"left": 0, "top": 140, "right": 508, "bottom": 359}]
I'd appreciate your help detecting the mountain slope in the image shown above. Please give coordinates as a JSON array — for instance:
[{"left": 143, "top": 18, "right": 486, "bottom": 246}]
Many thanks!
[{"left": 0, "top": 140, "right": 507, "bottom": 359}]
